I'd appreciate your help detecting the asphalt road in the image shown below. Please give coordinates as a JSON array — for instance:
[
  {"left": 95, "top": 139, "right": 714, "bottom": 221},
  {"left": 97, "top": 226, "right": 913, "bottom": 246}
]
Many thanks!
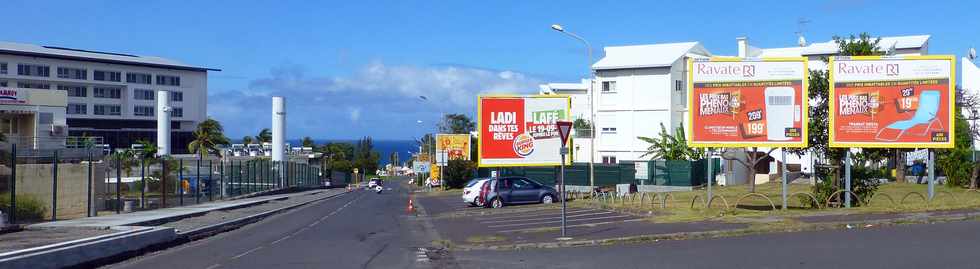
[
  {"left": 450, "top": 220, "right": 980, "bottom": 269},
  {"left": 107, "top": 181, "right": 437, "bottom": 269}
]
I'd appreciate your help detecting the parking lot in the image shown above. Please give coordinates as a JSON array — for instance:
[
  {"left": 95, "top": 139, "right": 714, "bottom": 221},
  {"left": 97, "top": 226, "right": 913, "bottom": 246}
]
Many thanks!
[{"left": 416, "top": 193, "right": 746, "bottom": 246}]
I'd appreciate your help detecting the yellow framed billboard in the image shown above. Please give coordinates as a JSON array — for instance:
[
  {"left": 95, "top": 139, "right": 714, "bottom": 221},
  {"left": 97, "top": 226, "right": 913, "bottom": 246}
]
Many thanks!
[
  {"left": 477, "top": 95, "right": 571, "bottom": 167},
  {"left": 686, "top": 57, "right": 809, "bottom": 148},
  {"left": 828, "top": 55, "right": 956, "bottom": 148},
  {"left": 435, "top": 134, "right": 471, "bottom": 161}
]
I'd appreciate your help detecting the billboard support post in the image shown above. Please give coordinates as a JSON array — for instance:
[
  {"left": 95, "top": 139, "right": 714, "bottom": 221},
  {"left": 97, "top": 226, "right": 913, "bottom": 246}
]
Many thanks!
[
  {"left": 707, "top": 149, "right": 713, "bottom": 207},
  {"left": 845, "top": 151, "right": 852, "bottom": 208},
  {"left": 928, "top": 149, "right": 935, "bottom": 200},
  {"left": 781, "top": 149, "right": 787, "bottom": 210}
]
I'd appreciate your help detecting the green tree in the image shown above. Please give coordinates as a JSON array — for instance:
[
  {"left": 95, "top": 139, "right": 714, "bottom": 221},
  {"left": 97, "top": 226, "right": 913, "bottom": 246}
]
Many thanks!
[
  {"left": 242, "top": 136, "right": 255, "bottom": 144},
  {"left": 444, "top": 159, "right": 476, "bottom": 189},
  {"left": 188, "top": 118, "right": 231, "bottom": 158},
  {"left": 353, "top": 136, "right": 381, "bottom": 174},
  {"left": 257, "top": 128, "right": 272, "bottom": 143},
  {"left": 320, "top": 142, "right": 356, "bottom": 173},
  {"left": 937, "top": 90, "right": 975, "bottom": 187},
  {"left": 438, "top": 114, "right": 475, "bottom": 134},
  {"left": 638, "top": 123, "right": 704, "bottom": 161}
]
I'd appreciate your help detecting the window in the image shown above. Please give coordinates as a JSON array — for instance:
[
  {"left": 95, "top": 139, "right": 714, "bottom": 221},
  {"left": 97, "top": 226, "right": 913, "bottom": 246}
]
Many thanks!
[
  {"left": 18, "top": 82, "right": 51, "bottom": 89},
  {"left": 59, "top": 85, "right": 87, "bottom": 97},
  {"left": 0, "top": 81, "right": 6, "bottom": 87},
  {"left": 94, "top": 70, "right": 121, "bottom": 82},
  {"left": 94, "top": 104, "right": 121, "bottom": 116},
  {"left": 156, "top": 75, "right": 180, "bottom": 86},
  {"left": 675, "top": 80, "right": 686, "bottom": 108},
  {"left": 171, "top": 107, "right": 183, "bottom": 117},
  {"left": 134, "top": 105, "right": 154, "bottom": 116},
  {"left": 1, "top": 118, "right": 19, "bottom": 135},
  {"left": 93, "top": 87, "right": 122, "bottom": 99},
  {"left": 0, "top": 63, "right": 6, "bottom": 74},
  {"left": 67, "top": 103, "right": 87, "bottom": 115},
  {"left": 134, "top": 89, "right": 155, "bottom": 100},
  {"left": 17, "top": 64, "right": 50, "bottom": 77},
  {"left": 171, "top": 91, "right": 183, "bottom": 102},
  {"left": 602, "top": 156, "right": 617, "bottom": 164},
  {"left": 601, "top": 81, "right": 617, "bottom": 93},
  {"left": 126, "top": 73, "right": 152, "bottom": 84},
  {"left": 57, "top": 67, "right": 87, "bottom": 80},
  {"left": 513, "top": 178, "right": 537, "bottom": 190}
]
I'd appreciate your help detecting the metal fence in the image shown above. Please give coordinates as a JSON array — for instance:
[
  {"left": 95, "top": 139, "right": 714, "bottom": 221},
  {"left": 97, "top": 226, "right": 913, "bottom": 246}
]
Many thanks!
[{"left": 0, "top": 143, "right": 323, "bottom": 226}]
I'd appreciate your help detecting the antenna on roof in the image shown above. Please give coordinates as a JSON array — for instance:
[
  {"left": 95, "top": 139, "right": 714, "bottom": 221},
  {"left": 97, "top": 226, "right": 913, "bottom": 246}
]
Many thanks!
[
  {"left": 795, "top": 17, "right": 811, "bottom": 47},
  {"left": 970, "top": 47, "right": 977, "bottom": 61}
]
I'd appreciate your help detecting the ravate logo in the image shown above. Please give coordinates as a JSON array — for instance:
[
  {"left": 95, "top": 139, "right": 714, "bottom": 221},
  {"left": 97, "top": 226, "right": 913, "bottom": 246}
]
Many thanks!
[
  {"left": 0, "top": 89, "right": 17, "bottom": 100},
  {"left": 837, "top": 62, "right": 899, "bottom": 76},
  {"left": 696, "top": 63, "right": 755, "bottom": 77}
]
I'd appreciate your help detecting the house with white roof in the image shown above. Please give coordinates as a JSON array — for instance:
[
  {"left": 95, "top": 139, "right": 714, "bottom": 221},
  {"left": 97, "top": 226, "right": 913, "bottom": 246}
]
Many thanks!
[{"left": 590, "top": 42, "right": 711, "bottom": 164}]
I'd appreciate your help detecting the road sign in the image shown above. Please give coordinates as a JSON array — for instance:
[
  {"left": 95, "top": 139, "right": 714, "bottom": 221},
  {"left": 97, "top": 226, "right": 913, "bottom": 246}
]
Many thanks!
[{"left": 556, "top": 120, "right": 572, "bottom": 147}]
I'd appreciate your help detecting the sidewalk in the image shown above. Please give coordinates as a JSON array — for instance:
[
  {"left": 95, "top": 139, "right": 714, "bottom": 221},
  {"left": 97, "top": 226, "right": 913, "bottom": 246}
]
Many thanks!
[{"left": 0, "top": 187, "right": 349, "bottom": 269}]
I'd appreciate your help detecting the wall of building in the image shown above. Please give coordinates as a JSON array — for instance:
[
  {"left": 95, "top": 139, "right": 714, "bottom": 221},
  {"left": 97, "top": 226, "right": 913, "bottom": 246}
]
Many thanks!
[{"left": 595, "top": 66, "right": 677, "bottom": 163}]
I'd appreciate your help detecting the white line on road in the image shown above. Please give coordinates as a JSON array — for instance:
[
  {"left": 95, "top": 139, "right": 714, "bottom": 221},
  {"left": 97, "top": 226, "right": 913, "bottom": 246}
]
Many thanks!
[
  {"left": 487, "top": 215, "right": 633, "bottom": 228},
  {"left": 475, "top": 209, "right": 598, "bottom": 221},
  {"left": 481, "top": 211, "right": 615, "bottom": 224},
  {"left": 495, "top": 218, "right": 646, "bottom": 233},
  {"left": 270, "top": 234, "right": 292, "bottom": 245},
  {"left": 231, "top": 246, "right": 264, "bottom": 260},
  {"left": 205, "top": 264, "right": 221, "bottom": 269}
]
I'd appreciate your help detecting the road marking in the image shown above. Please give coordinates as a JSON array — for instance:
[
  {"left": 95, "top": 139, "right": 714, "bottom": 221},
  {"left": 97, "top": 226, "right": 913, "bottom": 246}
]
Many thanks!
[
  {"left": 270, "top": 234, "right": 292, "bottom": 245},
  {"left": 205, "top": 264, "right": 221, "bottom": 269},
  {"left": 231, "top": 246, "right": 264, "bottom": 260},
  {"left": 481, "top": 211, "right": 615, "bottom": 224},
  {"left": 487, "top": 215, "right": 633, "bottom": 228},
  {"left": 476, "top": 209, "right": 598, "bottom": 221},
  {"left": 496, "top": 218, "right": 646, "bottom": 233}
]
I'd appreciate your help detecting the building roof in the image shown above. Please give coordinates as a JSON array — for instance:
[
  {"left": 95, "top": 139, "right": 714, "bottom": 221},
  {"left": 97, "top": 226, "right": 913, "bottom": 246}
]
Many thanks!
[
  {"left": 757, "top": 35, "right": 930, "bottom": 57},
  {"left": 592, "top": 42, "right": 709, "bottom": 70},
  {"left": 0, "top": 41, "right": 220, "bottom": 72}
]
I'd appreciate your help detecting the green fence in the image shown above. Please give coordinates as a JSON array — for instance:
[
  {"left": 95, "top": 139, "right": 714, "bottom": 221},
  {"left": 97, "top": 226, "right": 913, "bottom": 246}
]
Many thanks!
[
  {"left": 484, "top": 162, "right": 637, "bottom": 187},
  {"left": 646, "top": 158, "right": 721, "bottom": 186}
]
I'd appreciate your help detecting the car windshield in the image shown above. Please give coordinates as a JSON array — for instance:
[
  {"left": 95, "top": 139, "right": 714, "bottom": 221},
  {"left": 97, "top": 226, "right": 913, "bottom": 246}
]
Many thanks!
[{"left": 465, "top": 178, "right": 485, "bottom": 187}]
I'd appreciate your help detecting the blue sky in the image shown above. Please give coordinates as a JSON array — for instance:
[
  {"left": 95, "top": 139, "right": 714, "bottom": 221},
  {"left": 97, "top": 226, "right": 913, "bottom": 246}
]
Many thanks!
[{"left": 4, "top": 0, "right": 978, "bottom": 140}]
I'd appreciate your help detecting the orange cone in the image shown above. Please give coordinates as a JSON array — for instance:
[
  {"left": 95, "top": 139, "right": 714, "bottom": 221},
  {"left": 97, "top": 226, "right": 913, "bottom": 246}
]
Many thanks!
[{"left": 407, "top": 196, "right": 415, "bottom": 213}]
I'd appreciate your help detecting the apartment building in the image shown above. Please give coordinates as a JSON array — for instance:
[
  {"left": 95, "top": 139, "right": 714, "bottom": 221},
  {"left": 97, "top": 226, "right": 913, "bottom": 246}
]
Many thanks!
[
  {"left": 539, "top": 79, "right": 593, "bottom": 162},
  {"left": 0, "top": 41, "right": 218, "bottom": 153}
]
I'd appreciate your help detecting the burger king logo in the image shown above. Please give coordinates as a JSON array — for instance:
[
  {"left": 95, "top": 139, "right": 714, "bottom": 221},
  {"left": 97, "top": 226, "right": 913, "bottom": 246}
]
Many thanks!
[{"left": 512, "top": 133, "right": 534, "bottom": 157}]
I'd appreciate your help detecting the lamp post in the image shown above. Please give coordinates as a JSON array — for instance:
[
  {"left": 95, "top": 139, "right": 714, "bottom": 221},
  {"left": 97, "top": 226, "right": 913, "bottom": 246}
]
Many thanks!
[{"left": 551, "top": 23, "right": 596, "bottom": 190}]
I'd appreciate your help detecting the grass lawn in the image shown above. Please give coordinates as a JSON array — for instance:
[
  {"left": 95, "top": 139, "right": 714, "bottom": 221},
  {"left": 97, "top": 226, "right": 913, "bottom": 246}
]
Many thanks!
[{"left": 572, "top": 182, "right": 980, "bottom": 223}]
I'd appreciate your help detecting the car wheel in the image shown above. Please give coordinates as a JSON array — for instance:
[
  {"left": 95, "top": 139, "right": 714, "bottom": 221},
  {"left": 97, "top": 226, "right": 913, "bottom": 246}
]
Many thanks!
[
  {"left": 473, "top": 197, "right": 484, "bottom": 207},
  {"left": 490, "top": 198, "right": 504, "bottom": 209},
  {"left": 541, "top": 194, "right": 554, "bottom": 204}
]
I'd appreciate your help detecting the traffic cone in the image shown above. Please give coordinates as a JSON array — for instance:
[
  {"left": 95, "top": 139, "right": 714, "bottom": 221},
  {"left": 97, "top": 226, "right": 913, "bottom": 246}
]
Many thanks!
[
  {"left": 347, "top": 185, "right": 352, "bottom": 192},
  {"left": 407, "top": 196, "right": 415, "bottom": 213}
]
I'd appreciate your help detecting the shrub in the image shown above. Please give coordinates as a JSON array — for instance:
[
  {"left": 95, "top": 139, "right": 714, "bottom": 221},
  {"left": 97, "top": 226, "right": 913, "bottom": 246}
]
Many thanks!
[
  {"left": 0, "top": 193, "right": 48, "bottom": 221},
  {"left": 807, "top": 166, "right": 880, "bottom": 207},
  {"left": 443, "top": 159, "right": 476, "bottom": 189}
]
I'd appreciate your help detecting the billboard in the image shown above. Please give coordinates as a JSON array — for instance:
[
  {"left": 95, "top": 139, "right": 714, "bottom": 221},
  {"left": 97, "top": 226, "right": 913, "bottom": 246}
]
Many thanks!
[
  {"left": 829, "top": 56, "right": 955, "bottom": 148},
  {"left": 435, "top": 134, "right": 471, "bottom": 164},
  {"left": 687, "top": 57, "right": 809, "bottom": 147},
  {"left": 478, "top": 95, "right": 571, "bottom": 167}
]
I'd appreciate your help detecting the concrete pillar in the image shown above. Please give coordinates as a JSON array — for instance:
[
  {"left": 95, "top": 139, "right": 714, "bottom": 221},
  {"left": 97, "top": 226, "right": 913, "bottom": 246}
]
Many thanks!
[
  {"left": 737, "top": 37, "right": 748, "bottom": 58},
  {"left": 157, "top": 90, "right": 170, "bottom": 156},
  {"left": 272, "top": 96, "right": 285, "bottom": 163}
]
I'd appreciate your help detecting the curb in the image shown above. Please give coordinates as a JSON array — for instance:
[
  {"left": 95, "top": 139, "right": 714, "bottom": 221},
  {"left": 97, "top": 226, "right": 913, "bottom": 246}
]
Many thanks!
[
  {"left": 0, "top": 227, "right": 176, "bottom": 269},
  {"left": 178, "top": 189, "right": 350, "bottom": 240},
  {"left": 449, "top": 210, "right": 980, "bottom": 251}
]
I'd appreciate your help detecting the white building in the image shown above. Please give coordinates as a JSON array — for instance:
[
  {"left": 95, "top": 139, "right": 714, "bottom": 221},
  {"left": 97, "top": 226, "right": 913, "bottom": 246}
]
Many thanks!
[
  {"left": 590, "top": 42, "right": 711, "bottom": 164},
  {"left": 963, "top": 54, "right": 980, "bottom": 150},
  {"left": 0, "top": 41, "right": 218, "bottom": 153},
  {"left": 539, "top": 79, "right": 593, "bottom": 162}
]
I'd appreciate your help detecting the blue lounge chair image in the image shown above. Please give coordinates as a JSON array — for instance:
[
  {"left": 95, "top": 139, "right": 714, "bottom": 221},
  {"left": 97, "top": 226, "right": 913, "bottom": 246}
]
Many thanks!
[{"left": 874, "top": 90, "right": 944, "bottom": 141}]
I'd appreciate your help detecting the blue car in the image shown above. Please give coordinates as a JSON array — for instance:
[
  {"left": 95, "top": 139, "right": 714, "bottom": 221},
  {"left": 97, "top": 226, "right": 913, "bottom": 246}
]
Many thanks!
[{"left": 483, "top": 177, "right": 558, "bottom": 208}]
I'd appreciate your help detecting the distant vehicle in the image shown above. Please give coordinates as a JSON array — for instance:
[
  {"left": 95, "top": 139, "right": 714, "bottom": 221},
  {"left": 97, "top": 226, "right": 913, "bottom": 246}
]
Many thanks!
[
  {"left": 231, "top": 144, "right": 245, "bottom": 157},
  {"left": 368, "top": 178, "right": 381, "bottom": 188},
  {"left": 246, "top": 144, "right": 261, "bottom": 157},
  {"left": 482, "top": 177, "right": 558, "bottom": 208},
  {"left": 462, "top": 178, "right": 490, "bottom": 206}
]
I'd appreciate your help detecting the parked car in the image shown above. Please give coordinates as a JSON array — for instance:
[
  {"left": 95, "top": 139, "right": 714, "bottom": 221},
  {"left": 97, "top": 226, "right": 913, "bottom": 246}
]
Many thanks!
[
  {"left": 482, "top": 177, "right": 558, "bottom": 208},
  {"left": 462, "top": 178, "right": 490, "bottom": 206}
]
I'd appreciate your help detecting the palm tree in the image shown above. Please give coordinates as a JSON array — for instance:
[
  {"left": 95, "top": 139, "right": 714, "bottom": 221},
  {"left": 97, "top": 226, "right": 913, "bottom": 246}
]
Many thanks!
[
  {"left": 188, "top": 118, "right": 231, "bottom": 158},
  {"left": 301, "top": 136, "right": 315, "bottom": 147},
  {"left": 257, "top": 128, "right": 272, "bottom": 143},
  {"left": 242, "top": 136, "right": 254, "bottom": 144},
  {"left": 638, "top": 123, "right": 703, "bottom": 161}
]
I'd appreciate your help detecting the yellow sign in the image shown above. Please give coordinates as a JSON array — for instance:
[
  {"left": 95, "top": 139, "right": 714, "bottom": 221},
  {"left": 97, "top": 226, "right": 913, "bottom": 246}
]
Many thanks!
[
  {"left": 429, "top": 164, "right": 440, "bottom": 181},
  {"left": 436, "top": 134, "right": 472, "bottom": 161}
]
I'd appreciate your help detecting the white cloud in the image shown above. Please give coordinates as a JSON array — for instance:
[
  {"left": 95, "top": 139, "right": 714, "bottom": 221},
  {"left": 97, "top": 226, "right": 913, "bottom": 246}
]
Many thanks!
[{"left": 209, "top": 61, "right": 542, "bottom": 139}]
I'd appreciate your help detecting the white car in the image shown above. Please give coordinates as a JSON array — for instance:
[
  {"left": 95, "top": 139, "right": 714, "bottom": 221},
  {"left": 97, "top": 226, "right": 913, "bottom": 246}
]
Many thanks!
[{"left": 462, "top": 178, "right": 490, "bottom": 206}]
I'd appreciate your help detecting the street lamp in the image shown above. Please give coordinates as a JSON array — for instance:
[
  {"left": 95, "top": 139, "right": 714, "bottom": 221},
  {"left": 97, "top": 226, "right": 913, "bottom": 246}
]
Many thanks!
[{"left": 551, "top": 23, "right": 596, "bottom": 189}]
